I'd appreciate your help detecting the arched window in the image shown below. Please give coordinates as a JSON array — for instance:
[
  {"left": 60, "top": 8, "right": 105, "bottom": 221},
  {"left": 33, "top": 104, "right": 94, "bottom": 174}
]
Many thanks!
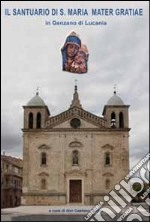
[
  {"left": 111, "top": 112, "right": 116, "bottom": 128},
  {"left": 41, "top": 179, "right": 46, "bottom": 189},
  {"left": 72, "top": 150, "right": 79, "bottom": 165},
  {"left": 105, "top": 153, "right": 111, "bottom": 165},
  {"left": 29, "top": 112, "right": 33, "bottom": 129},
  {"left": 41, "top": 152, "right": 46, "bottom": 165},
  {"left": 36, "top": 112, "right": 41, "bottom": 128},
  {"left": 106, "top": 179, "right": 110, "bottom": 190},
  {"left": 119, "top": 112, "right": 124, "bottom": 128}
]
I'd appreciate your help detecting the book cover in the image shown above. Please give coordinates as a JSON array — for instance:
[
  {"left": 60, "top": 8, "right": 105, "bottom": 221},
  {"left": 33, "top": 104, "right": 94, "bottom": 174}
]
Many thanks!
[{"left": 1, "top": 1, "right": 149, "bottom": 221}]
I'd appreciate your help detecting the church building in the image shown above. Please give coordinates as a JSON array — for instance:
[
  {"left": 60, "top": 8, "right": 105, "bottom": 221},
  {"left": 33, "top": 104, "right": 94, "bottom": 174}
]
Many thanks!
[{"left": 21, "top": 85, "right": 130, "bottom": 205}]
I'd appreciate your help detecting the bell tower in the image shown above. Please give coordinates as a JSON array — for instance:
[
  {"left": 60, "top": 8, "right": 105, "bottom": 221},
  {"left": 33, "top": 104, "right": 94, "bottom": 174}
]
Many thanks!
[
  {"left": 23, "top": 90, "right": 50, "bottom": 129},
  {"left": 102, "top": 89, "right": 130, "bottom": 129}
]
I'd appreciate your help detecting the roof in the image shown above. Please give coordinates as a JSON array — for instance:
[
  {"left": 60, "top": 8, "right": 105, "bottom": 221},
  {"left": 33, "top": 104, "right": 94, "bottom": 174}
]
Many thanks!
[
  {"left": 1, "top": 155, "right": 23, "bottom": 168},
  {"left": 107, "top": 92, "right": 124, "bottom": 105},
  {"left": 27, "top": 92, "right": 46, "bottom": 106}
]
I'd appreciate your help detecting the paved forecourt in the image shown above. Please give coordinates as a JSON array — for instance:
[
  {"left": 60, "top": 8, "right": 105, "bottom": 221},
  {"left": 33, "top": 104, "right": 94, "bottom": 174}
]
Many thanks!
[{"left": 1, "top": 204, "right": 149, "bottom": 221}]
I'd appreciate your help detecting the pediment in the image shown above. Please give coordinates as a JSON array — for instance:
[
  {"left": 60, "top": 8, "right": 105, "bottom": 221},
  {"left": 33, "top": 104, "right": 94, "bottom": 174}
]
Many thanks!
[
  {"left": 53, "top": 118, "right": 99, "bottom": 129},
  {"left": 38, "top": 144, "right": 50, "bottom": 150},
  {"left": 69, "top": 141, "right": 83, "bottom": 148},
  {"left": 64, "top": 170, "right": 87, "bottom": 177},
  {"left": 38, "top": 172, "right": 49, "bottom": 176},
  {"left": 103, "top": 172, "right": 114, "bottom": 177},
  {"left": 101, "top": 144, "right": 114, "bottom": 150},
  {"left": 45, "top": 107, "right": 106, "bottom": 129}
]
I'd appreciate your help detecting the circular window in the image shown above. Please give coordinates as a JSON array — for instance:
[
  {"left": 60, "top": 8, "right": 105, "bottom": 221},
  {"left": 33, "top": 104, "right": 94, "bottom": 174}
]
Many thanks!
[{"left": 70, "top": 118, "right": 81, "bottom": 128}]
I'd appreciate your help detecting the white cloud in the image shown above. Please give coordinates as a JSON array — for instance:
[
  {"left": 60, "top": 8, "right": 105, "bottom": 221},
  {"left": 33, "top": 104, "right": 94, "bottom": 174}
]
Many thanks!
[{"left": 1, "top": 1, "right": 149, "bottom": 168}]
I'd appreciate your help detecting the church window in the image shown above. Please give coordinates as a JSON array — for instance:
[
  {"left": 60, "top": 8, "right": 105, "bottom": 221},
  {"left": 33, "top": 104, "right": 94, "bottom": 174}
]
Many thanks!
[
  {"left": 119, "top": 112, "right": 124, "bottom": 128},
  {"left": 111, "top": 112, "right": 116, "bottom": 128},
  {"left": 72, "top": 150, "right": 79, "bottom": 165},
  {"left": 106, "top": 179, "right": 110, "bottom": 190},
  {"left": 41, "top": 179, "right": 46, "bottom": 189},
  {"left": 36, "top": 112, "right": 41, "bottom": 128},
  {"left": 105, "top": 153, "right": 111, "bottom": 165},
  {"left": 41, "top": 152, "right": 46, "bottom": 165},
  {"left": 29, "top": 112, "right": 33, "bottom": 129}
]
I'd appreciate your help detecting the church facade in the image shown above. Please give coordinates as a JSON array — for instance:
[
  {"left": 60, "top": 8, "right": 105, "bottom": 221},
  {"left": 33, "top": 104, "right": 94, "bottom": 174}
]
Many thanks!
[{"left": 21, "top": 85, "right": 130, "bottom": 205}]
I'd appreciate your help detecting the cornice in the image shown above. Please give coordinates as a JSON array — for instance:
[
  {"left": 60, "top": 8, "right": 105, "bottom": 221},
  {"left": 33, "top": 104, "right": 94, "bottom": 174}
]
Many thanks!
[
  {"left": 22, "top": 128, "right": 130, "bottom": 132},
  {"left": 45, "top": 107, "right": 106, "bottom": 129}
]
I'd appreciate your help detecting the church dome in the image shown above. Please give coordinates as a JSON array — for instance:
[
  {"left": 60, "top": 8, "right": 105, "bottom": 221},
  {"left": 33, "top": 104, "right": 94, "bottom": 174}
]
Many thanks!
[
  {"left": 27, "top": 92, "right": 46, "bottom": 106},
  {"left": 107, "top": 92, "right": 124, "bottom": 105}
]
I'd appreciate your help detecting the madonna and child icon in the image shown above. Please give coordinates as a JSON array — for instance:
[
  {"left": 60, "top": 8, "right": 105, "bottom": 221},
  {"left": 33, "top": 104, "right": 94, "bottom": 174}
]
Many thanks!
[{"left": 61, "top": 31, "right": 89, "bottom": 74}]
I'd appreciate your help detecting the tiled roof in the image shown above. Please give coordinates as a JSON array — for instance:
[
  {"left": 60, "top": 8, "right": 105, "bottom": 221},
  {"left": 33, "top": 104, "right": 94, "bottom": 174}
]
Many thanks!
[{"left": 1, "top": 155, "right": 23, "bottom": 168}]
